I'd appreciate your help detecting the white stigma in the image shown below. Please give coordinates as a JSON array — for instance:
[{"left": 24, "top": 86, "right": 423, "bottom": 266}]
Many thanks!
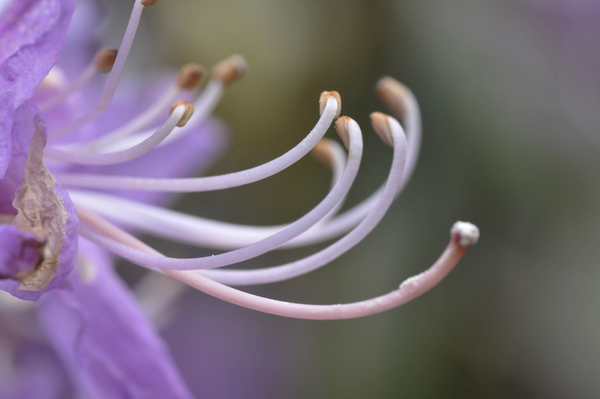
[{"left": 451, "top": 221, "right": 480, "bottom": 247}]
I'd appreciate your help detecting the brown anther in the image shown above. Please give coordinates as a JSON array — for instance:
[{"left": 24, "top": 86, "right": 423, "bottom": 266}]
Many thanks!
[
  {"left": 177, "top": 64, "right": 205, "bottom": 89},
  {"left": 311, "top": 139, "right": 335, "bottom": 168},
  {"left": 169, "top": 101, "right": 195, "bottom": 127},
  {"left": 212, "top": 55, "right": 248, "bottom": 86},
  {"left": 376, "top": 76, "right": 408, "bottom": 117},
  {"left": 370, "top": 112, "right": 394, "bottom": 147},
  {"left": 319, "top": 91, "right": 341, "bottom": 119},
  {"left": 335, "top": 116, "right": 352, "bottom": 150},
  {"left": 93, "top": 48, "right": 118, "bottom": 73},
  {"left": 141, "top": 0, "right": 159, "bottom": 7}
]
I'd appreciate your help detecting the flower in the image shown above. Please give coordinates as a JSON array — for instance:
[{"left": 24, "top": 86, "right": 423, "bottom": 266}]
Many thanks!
[{"left": 0, "top": 0, "right": 480, "bottom": 396}]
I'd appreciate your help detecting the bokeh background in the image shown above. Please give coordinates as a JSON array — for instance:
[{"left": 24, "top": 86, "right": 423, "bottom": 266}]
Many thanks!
[{"left": 104, "top": 1, "right": 600, "bottom": 397}]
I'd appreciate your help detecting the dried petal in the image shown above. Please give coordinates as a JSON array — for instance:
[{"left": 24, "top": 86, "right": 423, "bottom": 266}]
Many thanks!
[{"left": 0, "top": 105, "right": 78, "bottom": 300}]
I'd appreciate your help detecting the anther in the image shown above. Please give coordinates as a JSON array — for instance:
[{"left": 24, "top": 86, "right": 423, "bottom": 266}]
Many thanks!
[
  {"left": 141, "top": 0, "right": 158, "bottom": 7},
  {"left": 451, "top": 221, "right": 479, "bottom": 247},
  {"left": 335, "top": 116, "right": 352, "bottom": 150},
  {"left": 370, "top": 112, "right": 394, "bottom": 147},
  {"left": 311, "top": 139, "right": 335, "bottom": 168},
  {"left": 176, "top": 64, "right": 205, "bottom": 89},
  {"left": 212, "top": 55, "right": 248, "bottom": 86},
  {"left": 319, "top": 91, "right": 341, "bottom": 119},
  {"left": 93, "top": 48, "right": 118, "bottom": 73},
  {"left": 376, "top": 76, "right": 408, "bottom": 117},
  {"left": 169, "top": 101, "right": 195, "bottom": 127}
]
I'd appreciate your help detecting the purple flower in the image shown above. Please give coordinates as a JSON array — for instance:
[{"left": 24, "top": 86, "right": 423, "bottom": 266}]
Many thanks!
[{"left": 0, "top": 0, "right": 480, "bottom": 396}]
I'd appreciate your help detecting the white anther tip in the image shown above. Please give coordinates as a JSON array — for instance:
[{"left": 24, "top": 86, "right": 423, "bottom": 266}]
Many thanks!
[
  {"left": 451, "top": 221, "right": 479, "bottom": 247},
  {"left": 213, "top": 55, "right": 248, "bottom": 86},
  {"left": 177, "top": 64, "right": 205, "bottom": 89},
  {"left": 370, "top": 112, "right": 394, "bottom": 147},
  {"left": 319, "top": 91, "right": 342, "bottom": 119},
  {"left": 169, "top": 101, "right": 195, "bottom": 127}
]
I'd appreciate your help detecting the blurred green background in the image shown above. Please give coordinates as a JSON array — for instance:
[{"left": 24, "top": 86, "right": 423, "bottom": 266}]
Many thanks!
[{"left": 105, "top": 1, "right": 600, "bottom": 397}]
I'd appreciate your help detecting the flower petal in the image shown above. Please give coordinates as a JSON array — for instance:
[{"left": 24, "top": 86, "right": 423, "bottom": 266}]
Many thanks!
[
  {"left": 37, "top": 239, "right": 193, "bottom": 399},
  {"left": 0, "top": 104, "right": 78, "bottom": 300},
  {"left": 0, "top": 0, "right": 76, "bottom": 177},
  {"left": 0, "top": 339, "right": 73, "bottom": 399},
  {"left": 0, "top": 224, "right": 43, "bottom": 277}
]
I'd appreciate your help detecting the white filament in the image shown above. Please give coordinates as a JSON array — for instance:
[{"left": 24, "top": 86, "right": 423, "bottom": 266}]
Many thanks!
[{"left": 44, "top": 104, "right": 185, "bottom": 165}]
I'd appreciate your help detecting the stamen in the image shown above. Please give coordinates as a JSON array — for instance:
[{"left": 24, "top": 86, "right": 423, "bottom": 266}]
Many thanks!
[
  {"left": 54, "top": 93, "right": 341, "bottom": 191},
  {"left": 310, "top": 139, "right": 348, "bottom": 223},
  {"left": 310, "top": 139, "right": 336, "bottom": 169},
  {"left": 37, "top": 49, "right": 118, "bottom": 112},
  {"left": 82, "top": 63, "right": 203, "bottom": 151},
  {"left": 61, "top": 85, "right": 407, "bottom": 255},
  {"left": 75, "top": 117, "right": 364, "bottom": 270},
  {"left": 48, "top": 0, "right": 148, "bottom": 140},
  {"left": 334, "top": 116, "right": 351, "bottom": 149},
  {"left": 95, "top": 56, "right": 246, "bottom": 152},
  {"left": 278, "top": 77, "right": 422, "bottom": 248},
  {"left": 74, "top": 207, "right": 479, "bottom": 320},
  {"left": 44, "top": 102, "right": 190, "bottom": 165},
  {"left": 212, "top": 55, "right": 248, "bottom": 86},
  {"left": 141, "top": 0, "right": 159, "bottom": 6},
  {"left": 376, "top": 76, "right": 421, "bottom": 184},
  {"left": 169, "top": 101, "right": 194, "bottom": 127},
  {"left": 370, "top": 111, "right": 394, "bottom": 147},
  {"left": 319, "top": 91, "right": 342, "bottom": 119},
  {"left": 204, "top": 114, "right": 407, "bottom": 285},
  {"left": 93, "top": 48, "right": 119, "bottom": 73},
  {"left": 176, "top": 63, "right": 205, "bottom": 90},
  {"left": 63, "top": 80, "right": 418, "bottom": 251}
]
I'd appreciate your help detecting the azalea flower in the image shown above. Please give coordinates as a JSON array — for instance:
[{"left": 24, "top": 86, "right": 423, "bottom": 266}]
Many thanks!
[{"left": 0, "top": 0, "right": 479, "bottom": 397}]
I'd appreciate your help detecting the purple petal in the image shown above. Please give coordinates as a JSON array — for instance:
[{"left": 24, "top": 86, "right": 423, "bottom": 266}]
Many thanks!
[
  {"left": 0, "top": 0, "right": 76, "bottom": 178},
  {"left": 0, "top": 224, "right": 44, "bottom": 277},
  {"left": 0, "top": 104, "right": 78, "bottom": 301},
  {"left": 0, "top": 340, "right": 73, "bottom": 399},
  {"left": 55, "top": 0, "right": 106, "bottom": 76},
  {"left": 38, "top": 239, "right": 193, "bottom": 399},
  {"left": 0, "top": 0, "right": 60, "bottom": 65},
  {"left": 0, "top": 89, "right": 17, "bottom": 179}
]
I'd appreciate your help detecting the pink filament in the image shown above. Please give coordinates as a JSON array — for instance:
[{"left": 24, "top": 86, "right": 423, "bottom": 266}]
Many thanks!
[{"left": 76, "top": 206, "right": 470, "bottom": 320}]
